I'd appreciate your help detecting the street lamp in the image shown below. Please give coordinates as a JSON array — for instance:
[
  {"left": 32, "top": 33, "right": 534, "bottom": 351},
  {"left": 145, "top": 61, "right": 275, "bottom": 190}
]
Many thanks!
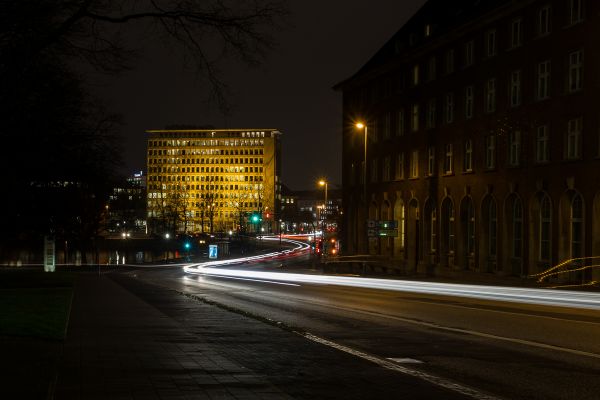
[
  {"left": 318, "top": 179, "right": 328, "bottom": 238},
  {"left": 356, "top": 122, "right": 368, "bottom": 254},
  {"left": 355, "top": 122, "right": 367, "bottom": 203}
]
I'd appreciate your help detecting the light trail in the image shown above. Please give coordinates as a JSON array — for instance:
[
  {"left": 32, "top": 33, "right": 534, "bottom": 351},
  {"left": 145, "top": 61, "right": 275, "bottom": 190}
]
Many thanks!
[{"left": 184, "top": 239, "right": 600, "bottom": 310}]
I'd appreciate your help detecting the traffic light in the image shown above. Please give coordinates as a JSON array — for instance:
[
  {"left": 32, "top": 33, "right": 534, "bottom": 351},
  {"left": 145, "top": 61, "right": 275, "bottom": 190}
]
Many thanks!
[
  {"left": 250, "top": 212, "right": 261, "bottom": 224},
  {"left": 183, "top": 242, "right": 191, "bottom": 250}
]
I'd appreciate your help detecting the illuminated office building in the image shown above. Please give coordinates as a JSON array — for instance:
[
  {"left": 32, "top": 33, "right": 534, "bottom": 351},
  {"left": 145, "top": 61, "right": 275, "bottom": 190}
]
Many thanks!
[{"left": 146, "top": 129, "right": 282, "bottom": 233}]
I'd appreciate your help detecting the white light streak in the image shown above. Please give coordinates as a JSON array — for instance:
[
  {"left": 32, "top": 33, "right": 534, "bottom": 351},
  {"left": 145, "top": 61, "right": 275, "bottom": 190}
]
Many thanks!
[{"left": 184, "top": 239, "right": 600, "bottom": 310}]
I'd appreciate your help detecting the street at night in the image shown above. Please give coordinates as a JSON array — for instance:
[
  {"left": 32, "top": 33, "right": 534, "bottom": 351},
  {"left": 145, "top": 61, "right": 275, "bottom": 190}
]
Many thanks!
[
  {"left": 2, "top": 0, "right": 600, "bottom": 399},
  {"left": 48, "top": 249, "right": 600, "bottom": 400}
]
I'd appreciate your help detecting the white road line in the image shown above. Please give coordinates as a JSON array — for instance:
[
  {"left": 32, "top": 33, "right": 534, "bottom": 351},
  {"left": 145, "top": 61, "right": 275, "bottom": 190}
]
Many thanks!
[
  {"left": 297, "top": 299, "right": 600, "bottom": 360},
  {"left": 301, "top": 332, "right": 502, "bottom": 400}
]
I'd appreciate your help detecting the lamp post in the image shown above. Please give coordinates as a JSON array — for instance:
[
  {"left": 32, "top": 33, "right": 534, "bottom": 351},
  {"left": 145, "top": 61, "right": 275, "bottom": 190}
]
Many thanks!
[
  {"left": 318, "top": 179, "right": 328, "bottom": 239},
  {"left": 356, "top": 122, "right": 368, "bottom": 254}
]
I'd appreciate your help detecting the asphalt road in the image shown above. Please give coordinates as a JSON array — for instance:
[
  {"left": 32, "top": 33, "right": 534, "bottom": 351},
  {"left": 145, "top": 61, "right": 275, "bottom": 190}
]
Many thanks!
[{"left": 123, "top": 254, "right": 600, "bottom": 400}]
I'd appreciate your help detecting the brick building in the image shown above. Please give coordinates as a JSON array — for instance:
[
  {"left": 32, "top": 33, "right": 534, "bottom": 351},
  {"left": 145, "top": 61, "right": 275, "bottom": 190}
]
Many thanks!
[{"left": 335, "top": 0, "right": 600, "bottom": 280}]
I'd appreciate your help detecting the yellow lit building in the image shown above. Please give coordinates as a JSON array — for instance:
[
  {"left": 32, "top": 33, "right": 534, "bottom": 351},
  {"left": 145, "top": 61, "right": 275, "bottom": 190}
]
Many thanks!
[{"left": 146, "top": 129, "right": 282, "bottom": 234}]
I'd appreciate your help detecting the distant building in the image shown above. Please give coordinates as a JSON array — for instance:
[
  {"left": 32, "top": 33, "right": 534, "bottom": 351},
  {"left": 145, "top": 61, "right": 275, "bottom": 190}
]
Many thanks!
[
  {"left": 280, "top": 186, "right": 342, "bottom": 234},
  {"left": 106, "top": 171, "right": 147, "bottom": 235},
  {"left": 146, "top": 129, "right": 282, "bottom": 234},
  {"left": 335, "top": 0, "right": 600, "bottom": 281}
]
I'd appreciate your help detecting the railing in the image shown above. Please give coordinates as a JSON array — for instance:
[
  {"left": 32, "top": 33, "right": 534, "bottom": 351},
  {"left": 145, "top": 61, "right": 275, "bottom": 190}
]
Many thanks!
[{"left": 529, "top": 256, "right": 600, "bottom": 289}]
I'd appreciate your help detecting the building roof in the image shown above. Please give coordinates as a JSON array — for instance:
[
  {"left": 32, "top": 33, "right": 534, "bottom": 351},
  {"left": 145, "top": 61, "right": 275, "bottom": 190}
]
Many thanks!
[{"left": 333, "top": 0, "right": 512, "bottom": 91}]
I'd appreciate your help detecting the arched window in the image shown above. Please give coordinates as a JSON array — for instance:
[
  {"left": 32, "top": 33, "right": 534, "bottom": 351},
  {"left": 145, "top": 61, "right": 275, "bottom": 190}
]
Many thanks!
[
  {"left": 571, "top": 194, "right": 583, "bottom": 259},
  {"left": 466, "top": 199, "right": 475, "bottom": 255},
  {"left": 512, "top": 197, "right": 523, "bottom": 258},
  {"left": 431, "top": 208, "right": 437, "bottom": 253},
  {"left": 539, "top": 195, "right": 552, "bottom": 261},
  {"left": 488, "top": 199, "right": 497, "bottom": 257}
]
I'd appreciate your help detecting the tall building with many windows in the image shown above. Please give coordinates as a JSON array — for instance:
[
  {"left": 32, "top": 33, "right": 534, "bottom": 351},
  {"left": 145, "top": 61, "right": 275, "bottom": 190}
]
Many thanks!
[
  {"left": 335, "top": 0, "right": 600, "bottom": 281},
  {"left": 146, "top": 129, "right": 281, "bottom": 234}
]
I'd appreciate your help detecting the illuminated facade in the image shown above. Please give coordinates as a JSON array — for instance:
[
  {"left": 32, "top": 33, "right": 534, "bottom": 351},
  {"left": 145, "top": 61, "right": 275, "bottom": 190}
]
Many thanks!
[
  {"left": 336, "top": 0, "right": 600, "bottom": 282},
  {"left": 146, "top": 129, "right": 281, "bottom": 234}
]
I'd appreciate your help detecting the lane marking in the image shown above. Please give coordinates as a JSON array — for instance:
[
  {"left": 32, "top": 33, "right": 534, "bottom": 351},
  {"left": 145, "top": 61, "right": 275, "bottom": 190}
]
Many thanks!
[
  {"left": 296, "top": 299, "right": 600, "bottom": 360},
  {"left": 387, "top": 357, "right": 424, "bottom": 364},
  {"left": 301, "top": 332, "right": 502, "bottom": 400}
]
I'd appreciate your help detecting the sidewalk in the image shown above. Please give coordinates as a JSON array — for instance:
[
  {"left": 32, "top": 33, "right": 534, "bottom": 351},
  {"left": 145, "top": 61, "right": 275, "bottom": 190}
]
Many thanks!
[{"left": 53, "top": 273, "right": 291, "bottom": 400}]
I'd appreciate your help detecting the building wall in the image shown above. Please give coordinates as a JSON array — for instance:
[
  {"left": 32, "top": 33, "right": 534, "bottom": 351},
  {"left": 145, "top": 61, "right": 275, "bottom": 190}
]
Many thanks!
[
  {"left": 146, "top": 129, "right": 281, "bottom": 233},
  {"left": 338, "top": 0, "right": 600, "bottom": 279}
]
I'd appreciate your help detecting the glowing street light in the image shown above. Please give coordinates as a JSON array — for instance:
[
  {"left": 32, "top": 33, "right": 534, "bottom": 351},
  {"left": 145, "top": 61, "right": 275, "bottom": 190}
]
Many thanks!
[
  {"left": 318, "top": 179, "right": 328, "bottom": 238},
  {"left": 355, "top": 122, "right": 368, "bottom": 203}
]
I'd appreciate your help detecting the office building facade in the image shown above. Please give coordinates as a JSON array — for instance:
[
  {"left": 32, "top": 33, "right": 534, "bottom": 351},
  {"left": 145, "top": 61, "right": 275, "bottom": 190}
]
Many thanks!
[{"left": 146, "top": 129, "right": 282, "bottom": 234}]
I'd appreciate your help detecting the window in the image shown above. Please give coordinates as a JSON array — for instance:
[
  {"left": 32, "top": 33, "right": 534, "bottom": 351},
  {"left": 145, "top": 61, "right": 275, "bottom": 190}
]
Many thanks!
[
  {"left": 510, "top": 70, "right": 522, "bottom": 107},
  {"left": 566, "top": 117, "right": 582, "bottom": 159},
  {"left": 383, "top": 156, "right": 391, "bottom": 181},
  {"left": 513, "top": 198, "right": 523, "bottom": 258},
  {"left": 444, "top": 144, "right": 453, "bottom": 174},
  {"left": 396, "top": 153, "right": 405, "bottom": 180},
  {"left": 426, "top": 98, "right": 436, "bottom": 129},
  {"left": 383, "top": 112, "right": 392, "bottom": 139},
  {"left": 536, "top": 125, "right": 549, "bottom": 163},
  {"left": 538, "top": 5, "right": 551, "bottom": 36},
  {"left": 445, "top": 93, "right": 454, "bottom": 124},
  {"left": 428, "top": 56, "right": 436, "bottom": 81},
  {"left": 464, "top": 40, "right": 474, "bottom": 67},
  {"left": 569, "top": 0, "right": 583, "bottom": 25},
  {"left": 570, "top": 194, "right": 583, "bottom": 258},
  {"left": 445, "top": 49, "right": 455, "bottom": 74},
  {"left": 537, "top": 61, "right": 551, "bottom": 100},
  {"left": 568, "top": 50, "right": 583, "bottom": 93},
  {"left": 486, "top": 29, "right": 497, "bottom": 57},
  {"left": 410, "top": 150, "right": 419, "bottom": 178},
  {"left": 412, "top": 65, "right": 420, "bottom": 86},
  {"left": 510, "top": 18, "right": 523, "bottom": 48},
  {"left": 540, "top": 195, "right": 552, "bottom": 261},
  {"left": 430, "top": 208, "right": 437, "bottom": 253},
  {"left": 466, "top": 200, "right": 475, "bottom": 255},
  {"left": 509, "top": 131, "right": 521, "bottom": 166},
  {"left": 465, "top": 86, "right": 474, "bottom": 119},
  {"left": 427, "top": 147, "right": 435, "bottom": 176},
  {"left": 424, "top": 24, "right": 432, "bottom": 37},
  {"left": 464, "top": 139, "right": 473, "bottom": 172},
  {"left": 411, "top": 104, "right": 420, "bottom": 132},
  {"left": 485, "top": 135, "right": 496, "bottom": 169},
  {"left": 488, "top": 199, "right": 497, "bottom": 257},
  {"left": 485, "top": 78, "right": 496, "bottom": 113},
  {"left": 396, "top": 109, "right": 405, "bottom": 136}
]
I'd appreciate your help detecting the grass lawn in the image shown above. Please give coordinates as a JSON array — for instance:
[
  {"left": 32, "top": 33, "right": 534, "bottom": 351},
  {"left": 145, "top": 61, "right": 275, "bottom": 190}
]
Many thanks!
[{"left": 0, "top": 270, "right": 73, "bottom": 340}]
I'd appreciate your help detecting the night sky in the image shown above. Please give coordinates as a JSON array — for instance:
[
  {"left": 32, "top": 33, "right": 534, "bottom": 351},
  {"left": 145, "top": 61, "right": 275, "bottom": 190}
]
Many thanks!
[{"left": 97, "top": 1, "right": 426, "bottom": 190}]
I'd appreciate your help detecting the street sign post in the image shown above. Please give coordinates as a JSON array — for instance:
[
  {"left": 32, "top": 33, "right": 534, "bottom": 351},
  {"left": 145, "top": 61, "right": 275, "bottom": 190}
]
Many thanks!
[{"left": 44, "top": 236, "right": 55, "bottom": 272}]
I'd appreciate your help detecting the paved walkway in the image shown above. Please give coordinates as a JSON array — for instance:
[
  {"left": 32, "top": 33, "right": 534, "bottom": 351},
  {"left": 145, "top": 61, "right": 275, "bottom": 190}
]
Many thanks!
[{"left": 54, "top": 273, "right": 291, "bottom": 400}]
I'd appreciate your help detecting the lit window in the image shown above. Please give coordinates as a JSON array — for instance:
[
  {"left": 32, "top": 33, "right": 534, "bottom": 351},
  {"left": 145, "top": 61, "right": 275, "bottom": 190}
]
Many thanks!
[
  {"left": 464, "top": 139, "right": 473, "bottom": 172},
  {"left": 410, "top": 150, "right": 419, "bottom": 178},
  {"left": 396, "top": 153, "right": 405, "bottom": 180},
  {"left": 444, "top": 144, "right": 453, "bottom": 174}
]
